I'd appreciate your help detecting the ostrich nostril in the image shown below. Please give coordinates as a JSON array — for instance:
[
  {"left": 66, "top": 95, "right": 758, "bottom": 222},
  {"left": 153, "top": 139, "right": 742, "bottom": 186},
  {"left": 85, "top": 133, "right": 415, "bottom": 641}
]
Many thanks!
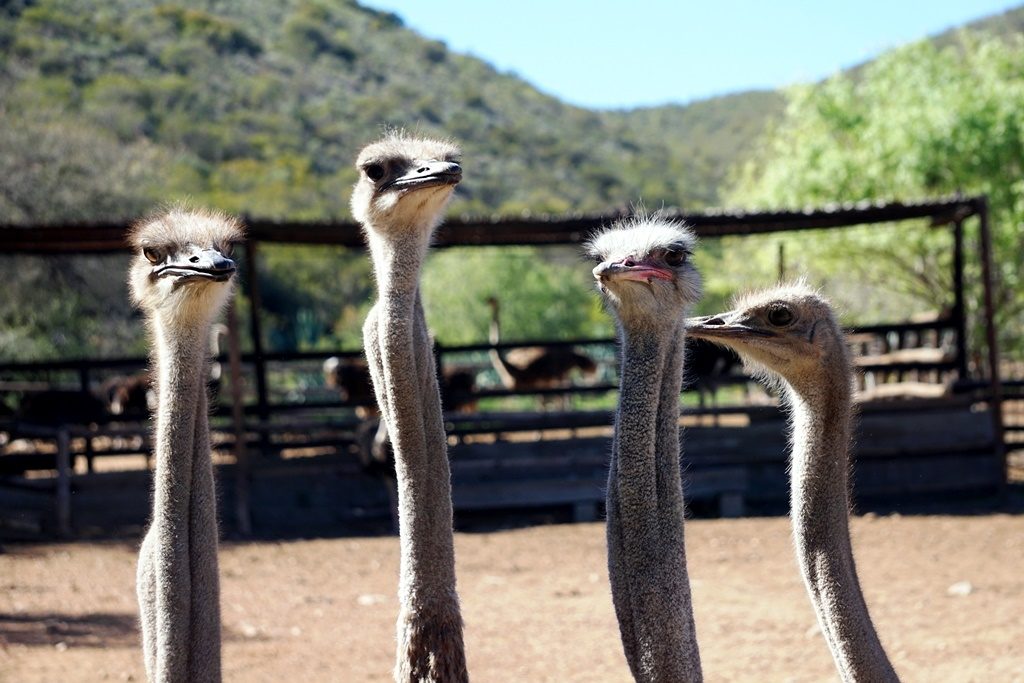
[
  {"left": 622, "top": 257, "right": 636, "bottom": 267},
  {"left": 417, "top": 166, "right": 430, "bottom": 173},
  {"left": 705, "top": 316, "right": 726, "bottom": 326},
  {"left": 189, "top": 255, "right": 200, "bottom": 263}
]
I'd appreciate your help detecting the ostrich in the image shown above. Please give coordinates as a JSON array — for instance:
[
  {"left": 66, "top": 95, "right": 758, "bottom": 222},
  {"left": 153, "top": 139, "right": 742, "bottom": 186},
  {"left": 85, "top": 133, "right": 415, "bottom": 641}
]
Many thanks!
[
  {"left": 682, "top": 338, "right": 740, "bottom": 411},
  {"left": 104, "top": 323, "right": 226, "bottom": 423},
  {"left": 439, "top": 366, "right": 477, "bottom": 414},
  {"left": 323, "top": 355, "right": 391, "bottom": 466},
  {"left": 128, "top": 207, "right": 242, "bottom": 683},
  {"left": 323, "top": 356, "right": 378, "bottom": 418},
  {"left": 586, "top": 216, "right": 704, "bottom": 682},
  {"left": 351, "top": 132, "right": 468, "bottom": 682},
  {"left": 102, "top": 371, "right": 155, "bottom": 418},
  {"left": 325, "top": 356, "right": 477, "bottom": 417},
  {"left": 687, "top": 283, "right": 900, "bottom": 683},
  {"left": 485, "top": 296, "right": 596, "bottom": 405},
  {"left": 323, "top": 356, "right": 477, "bottom": 466}
]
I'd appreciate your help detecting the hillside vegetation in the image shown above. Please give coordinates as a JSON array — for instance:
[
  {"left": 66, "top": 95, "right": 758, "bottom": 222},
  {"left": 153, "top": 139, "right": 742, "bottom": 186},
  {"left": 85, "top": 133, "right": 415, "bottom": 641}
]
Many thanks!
[{"left": 0, "top": 0, "right": 781, "bottom": 223}]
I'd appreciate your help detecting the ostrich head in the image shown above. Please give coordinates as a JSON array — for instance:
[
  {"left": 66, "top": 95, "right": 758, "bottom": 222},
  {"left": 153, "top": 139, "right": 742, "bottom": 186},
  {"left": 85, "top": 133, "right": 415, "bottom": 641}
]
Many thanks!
[
  {"left": 586, "top": 216, "right": 702, "bottom": 328},
  {"left": 686, "top": 282, "right": 849, "bottom": 393},
  {"left": 350, "top": 132, "right": 462, "bottom": 234},
  {"left": 128, "top": 207, "right": 242, "bottom": 321}
]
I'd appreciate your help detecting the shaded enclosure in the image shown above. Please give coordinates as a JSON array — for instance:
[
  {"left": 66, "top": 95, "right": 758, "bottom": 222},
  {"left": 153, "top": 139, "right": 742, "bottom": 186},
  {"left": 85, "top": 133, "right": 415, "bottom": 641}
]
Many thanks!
[{"left": 0, "top": 196, "right": 1013, "bottom": 537}]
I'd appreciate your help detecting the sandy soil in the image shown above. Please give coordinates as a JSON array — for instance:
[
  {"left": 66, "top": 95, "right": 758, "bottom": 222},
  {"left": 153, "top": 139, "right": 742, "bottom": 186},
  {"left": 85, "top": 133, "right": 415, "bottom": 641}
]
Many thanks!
[{"left": 1, "top": 514, "right": 1022, "bottom": 683}]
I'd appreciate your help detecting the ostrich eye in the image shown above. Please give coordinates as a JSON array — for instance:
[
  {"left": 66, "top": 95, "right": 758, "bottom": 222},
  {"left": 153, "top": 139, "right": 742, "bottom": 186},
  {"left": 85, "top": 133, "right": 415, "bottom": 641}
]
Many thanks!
[
  {"left": 663, "top": 249, "right": 687, "bottom": 267},
  {"left": 143, "top": 247, "right": 162, "bottom": 265},
  {"left": 767, "top": 306, "right": 794, "bottom": 327},
  {"left": 364, "top": 163, "right": 386, "bottom": 182}
]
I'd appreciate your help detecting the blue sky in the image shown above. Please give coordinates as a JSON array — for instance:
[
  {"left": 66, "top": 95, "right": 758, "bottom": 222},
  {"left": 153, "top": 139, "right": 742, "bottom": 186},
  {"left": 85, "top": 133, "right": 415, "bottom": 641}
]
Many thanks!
[{"left": 361, "top": 1, "right": 1021, "bottom": 109}]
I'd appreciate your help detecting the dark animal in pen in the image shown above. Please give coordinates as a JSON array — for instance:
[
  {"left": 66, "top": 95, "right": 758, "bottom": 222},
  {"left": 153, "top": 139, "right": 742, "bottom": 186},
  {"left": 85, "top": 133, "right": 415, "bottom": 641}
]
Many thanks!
[
  {"left": 682, "top": 338, "right": 742, "bottom": 415},
  {"left": 323, "top": 356, "right": 478, "bottom": 468},
  {"left": 100, "top": 372, "right": 154, "bottom": 418}
]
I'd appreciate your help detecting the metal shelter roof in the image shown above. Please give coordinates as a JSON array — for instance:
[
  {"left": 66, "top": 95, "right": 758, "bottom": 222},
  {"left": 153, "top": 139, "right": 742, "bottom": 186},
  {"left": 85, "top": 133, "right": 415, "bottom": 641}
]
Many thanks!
[{"left": 0, "top": 195, "right": 983, "bottom": 254}]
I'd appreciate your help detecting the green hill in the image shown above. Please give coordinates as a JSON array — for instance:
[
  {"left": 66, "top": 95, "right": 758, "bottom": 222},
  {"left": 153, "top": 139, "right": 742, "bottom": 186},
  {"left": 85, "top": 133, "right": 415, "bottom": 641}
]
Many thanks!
[
  {"left": 2, "top": 1, "right": 1021, "bottom": 223},
  {"left": 0, "top": 0, "right": 782, "bottom": 222}
]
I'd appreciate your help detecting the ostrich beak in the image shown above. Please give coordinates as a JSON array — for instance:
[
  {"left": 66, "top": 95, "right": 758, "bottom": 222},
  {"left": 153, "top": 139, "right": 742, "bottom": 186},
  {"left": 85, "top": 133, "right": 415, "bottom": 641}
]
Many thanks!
[
  {"left": 155, "top": 247, "right": 236, "bottom": 283},
  {"left": 594, "top": 258, "right": 673, "bottom": 284},
  {"left": 387, "top": 160, "right": 462, "bottom": 192},
  {"left": 685, "top": 313, "right": 774, "bottom": 342}
]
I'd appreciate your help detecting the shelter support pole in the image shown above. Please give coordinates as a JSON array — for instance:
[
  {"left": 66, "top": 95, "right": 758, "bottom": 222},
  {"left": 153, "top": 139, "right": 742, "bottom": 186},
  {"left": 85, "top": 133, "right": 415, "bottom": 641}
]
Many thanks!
[
  {"left": 243, "top": 238, "right": 271, "bottom": 457},
  {"left": 226, "top": 296, "right": 252, "bottom": 536},
  {"left": 952, "top": 220, "right": 968, "bottom": 381},
  {"left": 976, "top": 198, "right": 1006, "bottom": 497}
]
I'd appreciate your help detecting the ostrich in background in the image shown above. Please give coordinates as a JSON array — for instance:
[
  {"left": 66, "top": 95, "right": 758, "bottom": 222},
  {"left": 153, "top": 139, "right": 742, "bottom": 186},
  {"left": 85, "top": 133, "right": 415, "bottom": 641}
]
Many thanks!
[
  {"left": 324, "top": 355, "right": 477, "bottom": 417},
  {"left": 323, "top": 356, "right": 378, "bottom": 418},
  {"left": 485, "top": 295, "right": 597, "bottom": 405},
  {"left": 351, "top": 131, "right": 468, "bottom": 682},
  {"left": 101, "top": 321, "right": 228, "bottom": 423},
  {"left": 682, "top": 338, "right": 741, "bottom": 412},
  {"left": 129, "top": 207, "right": 242, "bottom": 683},
  {"left": 323, "top": 355, "right": 477, "bottom": 466},
  {"left": 101, "top": 371, "right": 155, "bottom": 418},
  {"left": 587, "top": 216, "right": 704, "bottom": 682},
  {"left": 323, "top": 355, "right": 390, "bottom": 466},
  {"left": 688, "top": 283, "right": 900, "bottom": 683}
]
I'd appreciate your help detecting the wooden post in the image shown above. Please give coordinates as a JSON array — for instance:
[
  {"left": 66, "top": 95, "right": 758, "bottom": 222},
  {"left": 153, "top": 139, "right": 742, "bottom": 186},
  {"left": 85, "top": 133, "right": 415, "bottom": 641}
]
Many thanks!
[
  {"left": 242, "top": 239, "right": 270, "bottom": 456},
  {"left": 952, "top": 220, "right": 968, "bottom": 381},
  {"left": 226, "top": 296, "right": 252, "bottom": 537},
  {"left": 976, "top": 198, "right": 1006, "bottom": 497},
  {"left": 55, "top": 427, "right": 71, "bottom": 538}
]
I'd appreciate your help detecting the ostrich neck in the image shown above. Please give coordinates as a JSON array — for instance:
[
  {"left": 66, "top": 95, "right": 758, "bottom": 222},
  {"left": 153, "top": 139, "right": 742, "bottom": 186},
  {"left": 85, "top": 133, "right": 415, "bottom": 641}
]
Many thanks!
[
  {"left": 787, "top": 369, "right": 899, "bottom": 683},
  {"left": 368, "top": 226, "right": 458, "bottom": 596},
  {"left": 368, "top": 228, "right": 430, "bottom": 295},
  {"left": 151, "top": 316, "right": 211, "bottom": 513},
  {"left": 607, "top": 320, "right": 702, "bottom": 682},
  {"left": 487, "top": 304, "right": 518, "bottom": 388},
  {"left": 147, "top": 311, "right": 222, "bottom": 682},
  {"left": 488, "top": 304, "right": 500, "bottom": 346}
]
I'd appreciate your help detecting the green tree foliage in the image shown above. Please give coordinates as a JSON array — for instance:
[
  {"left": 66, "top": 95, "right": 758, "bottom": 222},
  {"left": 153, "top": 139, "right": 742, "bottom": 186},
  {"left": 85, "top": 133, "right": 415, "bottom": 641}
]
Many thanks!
[
  {"left": 727, "top": 34, "right": 1024, "bottom": 359},
  {"left": 0, "top": 111, "right": 166, "bottom": 223},
  {"left": 420, "top": 247, "right": 612, "bottom": 346},
  {"left": 0, "top": 254, "right": 143, "bottom": 361},
  {"left": 256, "top": 245, "right": 373, "bottom": 351}
]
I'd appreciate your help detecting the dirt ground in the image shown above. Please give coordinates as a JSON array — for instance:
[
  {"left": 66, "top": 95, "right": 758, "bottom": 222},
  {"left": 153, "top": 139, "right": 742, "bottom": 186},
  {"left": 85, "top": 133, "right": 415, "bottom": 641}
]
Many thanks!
[{"left": 1, "top": 514, "right": 1021, "bottom": 683}]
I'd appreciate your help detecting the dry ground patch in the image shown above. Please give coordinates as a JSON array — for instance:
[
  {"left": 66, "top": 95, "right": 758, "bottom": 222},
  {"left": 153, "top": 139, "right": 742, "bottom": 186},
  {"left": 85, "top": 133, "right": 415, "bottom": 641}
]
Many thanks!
[{"left": 1, "top": 515, "right": 1021, "bottom": 682}]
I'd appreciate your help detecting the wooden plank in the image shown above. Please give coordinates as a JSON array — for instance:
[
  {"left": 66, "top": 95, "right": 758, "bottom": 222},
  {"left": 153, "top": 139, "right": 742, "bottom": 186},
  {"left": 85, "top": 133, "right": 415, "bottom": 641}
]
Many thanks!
[
  {"left": 855, "top": 452, "right": 1002, "bottom": 497},
  {"left": 856, "top": 409, "right": 994, "bottom": 457}
]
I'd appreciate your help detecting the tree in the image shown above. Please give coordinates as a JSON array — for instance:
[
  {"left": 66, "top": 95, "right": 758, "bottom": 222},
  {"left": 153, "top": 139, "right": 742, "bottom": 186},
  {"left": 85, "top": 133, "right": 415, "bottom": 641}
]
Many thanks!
[
  {"left": 728, "top": 34, "right": 1024, "bottom": 359},
  {"left": 421, "top": 246, "right": 611, "bottom": 346}
]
